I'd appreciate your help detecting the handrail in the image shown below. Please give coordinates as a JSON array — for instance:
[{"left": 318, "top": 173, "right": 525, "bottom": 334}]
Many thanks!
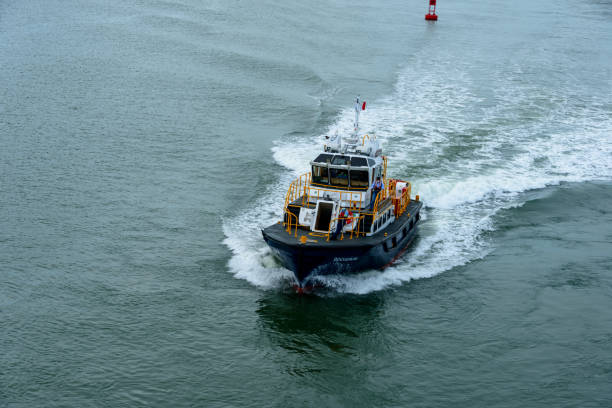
[
  {"left": 283, "top": 210, "right": 299, "bottom": 237},
  {"left": 372, "top": 178, "right": 389, "bottom": 212},
  {"left": 283, "top": 170, "right": 413, "bottom": 238},
  {"left": 325, "top": 214, "right": 366, "bottom": 242},
  {"left": 284, "top": 172, "right": 311, "bottom": 210},
  {"left": 305, "top": 187, "right": 364, "bottom": 208},
  {"left": 351, "top": 214, "right": 366, "bottom": 239},
  {"left": 284, "top": 172, "right": 366, "bottom": 209},
  {"left": 388, "top": 180, "right": 412, "bottom": 217},
  {"left": 397, "top": 182, "right": 412, "bottom": 216},
  {"left": 382, "top": 155, "right": 388, "bottom": 187},
  {"left": 361, "top": 133, "right": 377, "bottom": 145},
  {"left": 310, "top": 181, "right": 368, "bottom": 191}
]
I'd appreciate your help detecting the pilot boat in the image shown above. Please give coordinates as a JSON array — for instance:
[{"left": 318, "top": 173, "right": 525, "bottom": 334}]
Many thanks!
[{"left": 262, "top": 98, "right": 423, "bottom": 290}]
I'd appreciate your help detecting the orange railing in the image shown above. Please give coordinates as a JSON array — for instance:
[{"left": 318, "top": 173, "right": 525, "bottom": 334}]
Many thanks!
[
  {"left": 365, "top": 179, "right": 412, "bottom": 227},
  {"left": 309, "top": 181, "right": 368, "bottom": 191},
  {"left": 396, "top": 182, "right": 412, "bottom": 216},
  {"left": 383, "top": 156, "right": 388, "bottom": 185},
  {"left": 284, "top": 210, "right": 299, "bottom": 237},
  {"left": 284, "top": 172, "right": 311, "bottom": 210},
  {"left": 284, "top": 172, "right": 366, "bottom": 210},
  {"left": 325, "top": 214, "right": 367, "bottom": 241},
  {"left": 369, "top": 179, "right": 390, "bottom": 214},
  {"left": 306, "top": 187, "right": 365, "bottom": 209},
  {"left": 385, "top": 179, "right": 412, "bottom": 218}
]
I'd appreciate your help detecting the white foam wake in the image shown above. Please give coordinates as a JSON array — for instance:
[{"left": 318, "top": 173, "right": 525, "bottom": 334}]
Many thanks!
[{"left": 223, "top": 58, "right": 612, "bottom": 294}]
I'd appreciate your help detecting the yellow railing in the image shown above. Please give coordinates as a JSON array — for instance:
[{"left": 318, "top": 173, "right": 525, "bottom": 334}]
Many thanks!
[
  {"left": 284, "top": 172, "right": 311, "bottom": 210},
  {"left": 282, "top": 168, "right": 413, "bottom": 237},
  {"left": 365, "top": 179, "right": 412, "bottom": 225},
  {"left": 309, "top": 181, "right": 368, "bottom": 191},
  {"left": 284, "top": 210, "right": 299, "bottom": 237},
  {"left": 324, "top": 214, "right": 367, "bottom": 241},
  {"left": 370, "top": 179, "right": 390, "bottom": 214},
  {"left": 305, "top": 187, "right": 365, "bottom": 209},
  {"left": 396, "top": 182, "right": 412, "bottom": 216},
  {"left": 283, "top": 211, "right": 367, "bottom": 242},
  {"left": 284, "top": 172, "right": 366, "bottom": 210},
  {"left": 382, "top": 155, "right": 388, "bottom": 186},
  {"left": 285, "top": 155, "right": 388, "bottom": 211}
]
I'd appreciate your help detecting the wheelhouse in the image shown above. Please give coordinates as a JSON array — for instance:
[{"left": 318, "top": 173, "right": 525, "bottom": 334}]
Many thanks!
[{"left": 310, "top": 153, "right": 381, "bottom": 190}]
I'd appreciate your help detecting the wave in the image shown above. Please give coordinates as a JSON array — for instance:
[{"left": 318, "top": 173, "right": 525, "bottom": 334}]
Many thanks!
[{"left": 222, "top": 57, "right": 612, "bottom": 294}]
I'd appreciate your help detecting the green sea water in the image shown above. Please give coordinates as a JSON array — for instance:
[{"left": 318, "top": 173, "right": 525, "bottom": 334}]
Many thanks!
[{"left": 1, "top": 0, "right": 612, "bottom": 406}]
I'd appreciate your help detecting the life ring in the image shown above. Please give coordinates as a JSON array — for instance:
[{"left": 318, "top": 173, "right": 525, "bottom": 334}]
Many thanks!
[{"left": 341, "top": 208, "right": 353, "bottom": 226}]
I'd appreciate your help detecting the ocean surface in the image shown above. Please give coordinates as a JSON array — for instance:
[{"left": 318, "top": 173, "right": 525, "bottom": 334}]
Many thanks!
[{"left": 2, "top": 0, "right": 612, "bottom": 406}]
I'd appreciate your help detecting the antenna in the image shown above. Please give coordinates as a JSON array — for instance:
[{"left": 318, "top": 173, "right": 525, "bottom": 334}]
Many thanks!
[
  {"left": 353, "top": 96, "right": 366, "bottom": 136},
  {"left": 354, "top": 96, "right": 360, "bottom": 135}
]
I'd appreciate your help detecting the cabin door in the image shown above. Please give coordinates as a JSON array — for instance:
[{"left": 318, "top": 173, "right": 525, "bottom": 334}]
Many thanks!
[{"left": 313, "top": 200, "right": 335, "bottom": 233}]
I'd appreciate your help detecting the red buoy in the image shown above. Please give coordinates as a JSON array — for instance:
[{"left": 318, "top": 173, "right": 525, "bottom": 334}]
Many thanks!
[{"left": 425, "top": 0, "right": 438, "bottom": 21}]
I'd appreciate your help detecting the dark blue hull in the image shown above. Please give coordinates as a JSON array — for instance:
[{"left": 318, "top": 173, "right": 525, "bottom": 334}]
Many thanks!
[{"left": 264, "top": 227, "right": 418, "bottom": 286}]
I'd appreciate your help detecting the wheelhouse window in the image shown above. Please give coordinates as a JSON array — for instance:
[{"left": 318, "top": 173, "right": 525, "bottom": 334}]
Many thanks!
[
  {"left": 331, "top": 155, "right": 350, "bottom": 165},
  {"left": 312, "top": 165, "right": 329, "bottom": 184},
  {"left": 313, "top": 153, "right": 333, "bottom": 164},
  {"left": 350, "top": 157, "right": 368, "bottom": 167},
  {"left": 329, "top": 168, "right": 349, "bottom": 187},
  {"left": 350, "top": 170, "right": 369, "bottom": 188}
]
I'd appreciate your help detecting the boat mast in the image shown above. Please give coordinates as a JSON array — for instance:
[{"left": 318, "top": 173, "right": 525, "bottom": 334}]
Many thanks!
[{"left": 353, "top": 96, "right": 360, "bottom": 136}]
